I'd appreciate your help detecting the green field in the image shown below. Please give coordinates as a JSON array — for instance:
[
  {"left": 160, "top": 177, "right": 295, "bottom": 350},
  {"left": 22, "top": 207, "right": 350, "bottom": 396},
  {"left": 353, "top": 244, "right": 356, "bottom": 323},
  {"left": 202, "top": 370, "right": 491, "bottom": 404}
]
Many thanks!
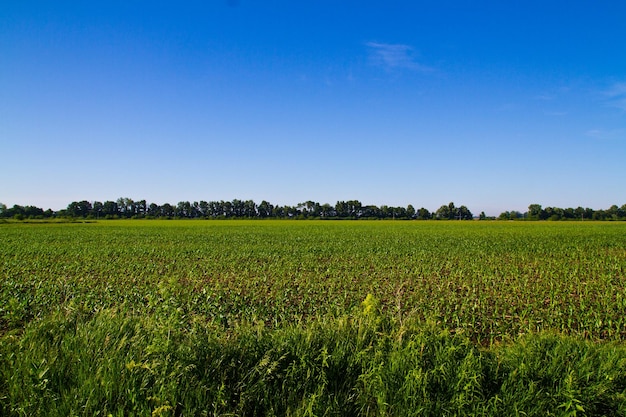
[{"left": 2, "top": 220, "right": 626, "bottom": 415}]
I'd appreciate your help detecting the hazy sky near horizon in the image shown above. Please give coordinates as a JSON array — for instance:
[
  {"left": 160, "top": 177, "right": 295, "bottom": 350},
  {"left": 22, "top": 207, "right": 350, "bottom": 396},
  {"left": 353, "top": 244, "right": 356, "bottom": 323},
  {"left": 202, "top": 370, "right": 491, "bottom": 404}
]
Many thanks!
[{"left": 2, "top": 1, "right": 625, "bottom": 215}]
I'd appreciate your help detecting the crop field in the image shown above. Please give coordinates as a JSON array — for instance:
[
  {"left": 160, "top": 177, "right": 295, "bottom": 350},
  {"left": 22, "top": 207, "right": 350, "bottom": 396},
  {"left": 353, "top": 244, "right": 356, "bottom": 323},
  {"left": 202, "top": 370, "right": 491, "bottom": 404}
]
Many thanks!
[{"left": 1, "top": 220, "right": 626, "bottom": 415}]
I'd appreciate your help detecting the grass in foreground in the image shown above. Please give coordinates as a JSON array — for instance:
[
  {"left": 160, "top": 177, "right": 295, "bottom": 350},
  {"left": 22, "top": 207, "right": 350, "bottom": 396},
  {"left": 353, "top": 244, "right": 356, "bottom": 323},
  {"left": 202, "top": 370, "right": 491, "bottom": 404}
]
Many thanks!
[{"left": 1, "top": 303, "right": 625, "bottom": 416}]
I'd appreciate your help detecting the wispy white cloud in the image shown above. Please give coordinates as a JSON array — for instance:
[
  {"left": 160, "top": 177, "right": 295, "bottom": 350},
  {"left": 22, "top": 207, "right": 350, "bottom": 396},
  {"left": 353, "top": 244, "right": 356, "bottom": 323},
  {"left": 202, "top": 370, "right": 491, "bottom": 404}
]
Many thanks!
[
  {"left": 366, "top": 42, "right": 433, "bottom": 72},
  {"left": 585, "top": 128, "right": 625, "bottom": 140},
  {"left": 602, "top": 82, "right": 626, "bottom": 111},
  {"left": 535, "top": 94, "right": 555, "bottom": 101}
]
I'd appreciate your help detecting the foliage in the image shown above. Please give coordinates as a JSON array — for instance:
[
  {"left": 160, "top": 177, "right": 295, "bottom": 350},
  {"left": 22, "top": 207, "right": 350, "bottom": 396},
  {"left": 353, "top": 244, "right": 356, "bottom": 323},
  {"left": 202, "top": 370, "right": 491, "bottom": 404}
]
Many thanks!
[
  {"left": 1, "top": 221, "right": 626, "bottom": 414},
  {"left": 3, "top": 198, "right": 626, "bottom": 220},
  {"left": 1, "top": 308, "right": 625, "bottom": 416}
]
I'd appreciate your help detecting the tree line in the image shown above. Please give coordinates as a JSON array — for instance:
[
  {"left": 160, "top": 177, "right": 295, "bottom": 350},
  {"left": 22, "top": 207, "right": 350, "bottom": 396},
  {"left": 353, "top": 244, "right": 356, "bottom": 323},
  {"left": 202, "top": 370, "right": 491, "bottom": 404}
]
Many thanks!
[
  {"left": 498, "top": 203, "right": 626, "bottom": 221},
  {"left": 1, "top": 199, "right": 465, "bottom": 220},
  {"left": 1, "top": 199, "right": 625, "bottom": 221}
]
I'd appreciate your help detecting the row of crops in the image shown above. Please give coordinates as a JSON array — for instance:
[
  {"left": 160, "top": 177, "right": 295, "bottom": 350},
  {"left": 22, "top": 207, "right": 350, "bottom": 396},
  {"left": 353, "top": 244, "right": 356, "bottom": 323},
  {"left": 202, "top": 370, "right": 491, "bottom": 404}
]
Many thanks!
[
  {"left": 1, "top": 220, "right": 626, "bottom": 415},
  {"left": 3, "top": 220, "right": 626, "bottom": 340}
]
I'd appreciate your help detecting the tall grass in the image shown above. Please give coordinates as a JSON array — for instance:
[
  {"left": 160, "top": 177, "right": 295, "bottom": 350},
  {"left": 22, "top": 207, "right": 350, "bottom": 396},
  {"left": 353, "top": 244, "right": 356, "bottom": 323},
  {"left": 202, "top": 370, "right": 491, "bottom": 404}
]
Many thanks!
[{"left": 1, "top": 301, "right": 626, "bottom": 416}]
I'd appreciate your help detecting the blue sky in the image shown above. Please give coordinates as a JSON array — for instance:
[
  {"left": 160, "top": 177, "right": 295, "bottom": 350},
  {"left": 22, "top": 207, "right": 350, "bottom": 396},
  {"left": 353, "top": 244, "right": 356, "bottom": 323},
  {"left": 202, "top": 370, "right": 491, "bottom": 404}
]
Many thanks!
[{"left": 1, "top": 1, "right": 625, "bottom": 215}]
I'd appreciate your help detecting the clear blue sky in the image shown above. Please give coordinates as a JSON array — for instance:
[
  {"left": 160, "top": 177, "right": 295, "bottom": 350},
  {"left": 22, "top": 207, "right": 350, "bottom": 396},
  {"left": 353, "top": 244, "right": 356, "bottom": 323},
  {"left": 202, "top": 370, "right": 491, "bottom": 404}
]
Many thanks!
[{"left": 2, "top": 1, "right": 625, "bottom": 215}]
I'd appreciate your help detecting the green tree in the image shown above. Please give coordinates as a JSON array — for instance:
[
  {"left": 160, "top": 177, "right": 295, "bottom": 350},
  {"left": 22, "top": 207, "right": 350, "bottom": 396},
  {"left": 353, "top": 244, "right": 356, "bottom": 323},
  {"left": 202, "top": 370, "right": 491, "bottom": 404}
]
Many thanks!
[
  {"left": 544, "top": 207, "right": 562, "bottom": 221},
  {"left": 606, "top": 205, "right": 620, "bottom": 220},
  {"left": 198, "top": 201, "right": 209, "bottom": 217},
  {"left": 102, "top": 201, "right": 118, "bottom": 217},
  {"left": 136, "top": 200, "right": 147, "bottom": 217},
  {"left": 528, "top": 204, "right": 544, "bottom": 220},
  {"left": 436, "top": 202, "right": 454, "bottom": 220},
  {"left": 231, "top": 199, "right": 244, "bottom": 217},
  {"left": 243, "top": 200, "right": 257, "bottom": 218},
  {"left": 160, "top": 203, "right": 175, "bottom": 218},
  {"left": 303, "top": 201, "right": 321, "bottom": 218},
  {"left": 407, "top": 204, "right": 416, "bottom": 219},
  {"left": 346, "top": 200, "right": 363, "bottom": 218},
  {"left": 362, "top": 205, "right": 381, "bottom": 218},
  {"left": 176, "top": 201, "right": 191, "bottom": 218},
  {"left": 458, "top": 205, "right": 473, "bottom": 220},
  {"left": 92, "top": 201, "right": 103, "bottom": 218},
  {"left": 498, "top": 211, "right": 511, "bottom": 220},
  {"left": 335, "top": 201, "right": 349, "bottom": 218},
  {"left": 148, "top": 203, "right": 160, "bottom": 217},
  {"left": 67, "top": 201, "right": 92, "bottom": 218},
  {"left": 417, "top": 207, "right": 431, "bottom": 220},
  {"left": 574, "top": 206, "right": 585, "bottom": 220},
  {"left": 116, "top": 197, "right": 134, "bottom": 217},
  {"left": 320, "top": 203, "right": 334, "bottom": 218},
  {"left": 258, "top": 200, "right": 273, "bottom": 218},
  {"left": 221, "top": 201, "right": 232, "bottom": 218}
]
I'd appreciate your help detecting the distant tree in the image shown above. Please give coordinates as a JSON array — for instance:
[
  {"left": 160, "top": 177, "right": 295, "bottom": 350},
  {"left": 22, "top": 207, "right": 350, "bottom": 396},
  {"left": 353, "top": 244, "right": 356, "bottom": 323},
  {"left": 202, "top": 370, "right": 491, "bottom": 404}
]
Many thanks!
[
  {"left": 362, "top": 205, "right": 381, "bottom": 218},
  {"left": 592, "top": 210, "right": 606, "bottom": 221},
  {"left": 272, "top": 205, "right": 285, "bottom": 218},
  {"left": 528, "top": 204, "right": 545, "bottom": 220},
  {"left": 24, "top": 205, "right": 45, "bottom": 218},
  {"left": 499, "top": 210, "right": 521, "bottom": 220},
  {"left": 346, "top": 200, "right": 362, "bottom": 218},
  {"left": 92, "top": 201, "right": 103, "bottom": 218},
  {"left": 606, "top": 205, "right": 620, "bottom": 220},
  {"left": 198, "top": 201, "right": 209, "bottom": 217},
  {"left": 335, "top": 201, "right": 349, "bottom": 218},
  {"left": 417, "top": 207, "right": 431, "bottom": 220},
  {"left": 189, "top": 201, "right": 201, "bottom": 218},
  {"left": 301, "top": 201, "right": 321, "bottom": 218},
  {"left": 285, "top": 205, "right": 301, "bottom": 218},
  {"left": 258, "top": 200, "right": 273, "bottom": 218},
  {"left": 0, "top": 203, "right": 6, "bottom": 217},
  {"left": 436, "top": 202, "right": 454, "bottom": 220},
  {"left": 231, "top": 199, "right": 244, "bottom": 217},
  {"left": 243, "top": 200, "right": 257, "bottom": 218},
  {"left": 136, "top": 200, "right": 147, "bottom": 217},
  {"left": 406, "top": 204, "right": 416, "bottom": 219},
  {"left": 67, "top": 201, "right": 92, "bottom": 218},
  {"left": 574, "top": 206, "right": 585, "bottom": 220},
  {"left": 457, "top": 205, "right": 473, "bottom": 220},
  {"left": 116, "top": 197, "right": 134, "bottom": 217},
  {"left": 223, "top": 201, "right": 233, "bottom": 218},
  {"left": 435, "top": 202, "right": 472, "bottom": 220},
  {"left": 160, "top": 203, "right": 175, "bottom": 218},
  {"left": 562, "top": 207, "right": 575, "bottom": 220},
  {"left": 102, "top": 201, "right": 119, "bottom": 217},
  {"left": 498, "top": 211, "right": 510, "bottom": 220},
  {"left": 392, "top": 207, "right": 407, "bottom": 219},
  {"left": 9, "top": 205, "right": 25, "bottom": 220},
  {"left": 378, "top": 205, "right": 389, "bottom": 219},
  {"left": 320, "top": 203, "right": 334, "bottom": 218},
  {"left": 175, "top": 201, "right": 190, "bottom": 218},
  {"left": 544, "top": 207, "right": 563, "bottom": 221},
  {"left": 208, "top": 201, "right": 222, "bottom": 217},
  {"left": 148, "top": 203, "right": 160, "bottom": 217}
]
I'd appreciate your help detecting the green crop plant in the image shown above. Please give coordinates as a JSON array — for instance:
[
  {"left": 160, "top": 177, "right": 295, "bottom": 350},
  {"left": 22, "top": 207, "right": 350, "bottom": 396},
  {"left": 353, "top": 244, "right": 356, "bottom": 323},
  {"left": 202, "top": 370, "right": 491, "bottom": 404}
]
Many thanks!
[{"left": 1, "top": 220, "right": 625, "bottom": 415}]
